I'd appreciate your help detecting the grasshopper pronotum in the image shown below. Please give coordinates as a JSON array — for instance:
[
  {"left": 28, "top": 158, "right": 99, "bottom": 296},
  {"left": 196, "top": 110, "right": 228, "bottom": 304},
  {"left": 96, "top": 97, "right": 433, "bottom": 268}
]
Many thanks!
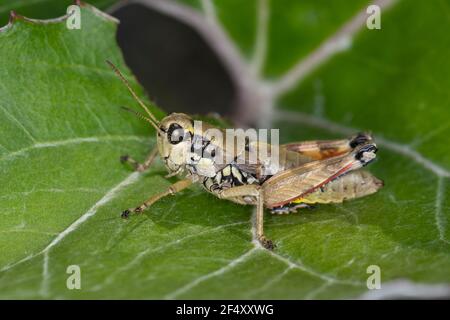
[{"left": 107, "top": 61, "right": 383, "bottom": 250}]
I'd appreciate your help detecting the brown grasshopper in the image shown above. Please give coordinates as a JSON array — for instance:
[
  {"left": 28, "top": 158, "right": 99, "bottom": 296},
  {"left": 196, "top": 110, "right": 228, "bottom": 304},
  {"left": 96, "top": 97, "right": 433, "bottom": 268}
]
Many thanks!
[{"left": 107, "top": 61, "right": 383, "bottom": 250}]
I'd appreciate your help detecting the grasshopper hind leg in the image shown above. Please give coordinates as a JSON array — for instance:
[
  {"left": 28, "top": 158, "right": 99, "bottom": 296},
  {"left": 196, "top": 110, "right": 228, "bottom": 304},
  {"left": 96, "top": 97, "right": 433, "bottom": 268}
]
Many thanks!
[{"left": 283, "top": 132, "right": 373, "bottom": 161}]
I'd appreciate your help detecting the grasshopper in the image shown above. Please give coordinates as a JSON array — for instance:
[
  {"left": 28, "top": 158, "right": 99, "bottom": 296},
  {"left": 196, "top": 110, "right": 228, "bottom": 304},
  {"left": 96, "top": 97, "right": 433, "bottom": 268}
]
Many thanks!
[{"left": 107, "top": 61, "right": 383, "bottom": 250}]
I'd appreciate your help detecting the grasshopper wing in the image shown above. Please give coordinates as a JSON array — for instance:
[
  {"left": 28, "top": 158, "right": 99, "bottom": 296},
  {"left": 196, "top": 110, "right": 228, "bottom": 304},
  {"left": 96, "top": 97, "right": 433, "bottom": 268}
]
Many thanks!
[{"left": 263, "top": 143, "right": 378, "bottom": 208}]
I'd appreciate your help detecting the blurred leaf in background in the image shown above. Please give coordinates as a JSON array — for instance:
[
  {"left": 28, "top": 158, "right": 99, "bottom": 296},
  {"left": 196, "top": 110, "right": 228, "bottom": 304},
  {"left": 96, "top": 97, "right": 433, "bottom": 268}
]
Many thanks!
[
  {"left": 0, "top": 0, "right": 117, "bottom": 25},
  {"left": 0, "top": 0, "right": 449, "bottom": 299}
]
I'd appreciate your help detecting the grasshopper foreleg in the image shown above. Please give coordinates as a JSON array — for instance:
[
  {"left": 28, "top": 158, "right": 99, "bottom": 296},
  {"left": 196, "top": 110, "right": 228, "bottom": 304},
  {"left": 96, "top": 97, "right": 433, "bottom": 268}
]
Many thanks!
[
  {"left": 120, "top": 147, "right": 158, "bottom": 172},
  {"left": 121, "top": 178, "right": 192, "bottom": 218}
]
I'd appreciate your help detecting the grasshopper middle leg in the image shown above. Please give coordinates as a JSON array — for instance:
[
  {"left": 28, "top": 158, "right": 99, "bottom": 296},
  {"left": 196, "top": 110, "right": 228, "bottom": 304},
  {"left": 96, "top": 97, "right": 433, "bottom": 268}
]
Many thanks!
[
  {"left": 121, "top": 178, "right": 192, "bottom": 218},
  {"left": 218, "top": 185, "right": 275, "bottom": 250}
]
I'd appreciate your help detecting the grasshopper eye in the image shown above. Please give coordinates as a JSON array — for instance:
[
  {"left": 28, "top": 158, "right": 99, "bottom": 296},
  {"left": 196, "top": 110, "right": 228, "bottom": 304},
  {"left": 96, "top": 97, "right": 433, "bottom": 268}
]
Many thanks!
[{"left": 167, "top": 123, "right": 186, "bottom": 145}]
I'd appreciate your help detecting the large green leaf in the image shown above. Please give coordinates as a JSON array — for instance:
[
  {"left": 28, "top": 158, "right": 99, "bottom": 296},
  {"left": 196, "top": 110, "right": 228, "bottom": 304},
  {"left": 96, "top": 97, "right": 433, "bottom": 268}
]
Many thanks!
[
  {"left": 1, "top": 0, "right": 449, "bottom": 300},
  {"left": 0, "top": 0, "right": 117, "bottom": 26}
]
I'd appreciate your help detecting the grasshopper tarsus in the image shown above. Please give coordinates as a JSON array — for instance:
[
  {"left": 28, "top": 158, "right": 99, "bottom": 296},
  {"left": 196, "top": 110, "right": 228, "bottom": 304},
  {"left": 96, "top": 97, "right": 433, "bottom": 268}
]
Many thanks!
[
  {"left": 121, "top": 209, "right": 131, "bottom": 219},
  {"left": 121, "top": 206, "right": 144, "bottom": 219},
  {"left": 259, "top": 236, "right": 276, "bottom": 251},
  {"left": 120, "top": 154, "right": 129, "bottom": 164}
]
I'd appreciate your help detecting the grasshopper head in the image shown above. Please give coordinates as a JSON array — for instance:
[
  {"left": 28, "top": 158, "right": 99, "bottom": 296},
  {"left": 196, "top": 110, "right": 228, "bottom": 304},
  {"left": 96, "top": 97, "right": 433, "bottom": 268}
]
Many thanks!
[{"left": 157, "top": 113, "right": 194, "bottom": 172}]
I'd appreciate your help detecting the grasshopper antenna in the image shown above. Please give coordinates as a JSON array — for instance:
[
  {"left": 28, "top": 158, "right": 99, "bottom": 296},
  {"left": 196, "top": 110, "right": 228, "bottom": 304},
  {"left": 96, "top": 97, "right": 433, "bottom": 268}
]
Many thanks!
[
  {"left": 120, "top": 106, "right": 162, "bottom": 133},
  {"left": 106, "top": 60, "right": 160, "bottom": 126}
]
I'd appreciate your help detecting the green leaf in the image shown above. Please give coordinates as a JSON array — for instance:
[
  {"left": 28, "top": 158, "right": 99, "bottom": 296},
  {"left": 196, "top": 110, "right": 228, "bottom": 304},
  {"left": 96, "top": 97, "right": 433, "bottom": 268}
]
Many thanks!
[
  {"left": 0, "top": 0, "right": 117, "bottom": 26},
  {"left": 1, "top": 0, "right": 449, "bottom": 300}
]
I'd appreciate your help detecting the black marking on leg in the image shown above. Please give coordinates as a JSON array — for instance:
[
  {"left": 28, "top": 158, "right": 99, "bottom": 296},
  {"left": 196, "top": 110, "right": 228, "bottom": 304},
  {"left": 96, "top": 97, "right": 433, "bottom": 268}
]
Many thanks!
[
  {"left": 134, "top": 207, "right": 143, "bottom": 214},
  {"left": 355, "top": 144, "right": 377, "bottom": 166},
  {"left": 350, "top": 133, "right": 372, "bottom": 148}
]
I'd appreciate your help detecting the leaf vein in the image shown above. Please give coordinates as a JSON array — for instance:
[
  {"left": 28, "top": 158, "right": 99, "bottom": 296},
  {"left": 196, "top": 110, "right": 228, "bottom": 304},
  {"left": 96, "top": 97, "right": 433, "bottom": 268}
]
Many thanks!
[
  {"left": 1, "top": 172, "right": 141, "bottom": 275},
  {"left": 435, "top": 177, "right": 449, "bottom": 244},
  {"left": 90, "top": 221, "right": 248, "bottom": 292},
  {"left": 0, "top": 135, "right": 148, "bottom": 162},
  {"left": 164, "top": 247, "right": 258, "bottom": 299}
]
